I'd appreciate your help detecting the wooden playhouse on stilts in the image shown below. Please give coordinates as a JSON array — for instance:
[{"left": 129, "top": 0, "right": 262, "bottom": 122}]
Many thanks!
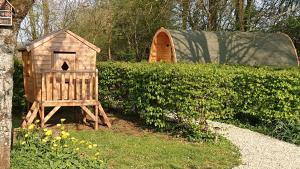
[{"left": 20, "top": 30, "right": 111, "bottom": 129}]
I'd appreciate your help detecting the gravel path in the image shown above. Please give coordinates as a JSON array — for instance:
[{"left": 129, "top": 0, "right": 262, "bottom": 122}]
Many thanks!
[{"left": 208, "top": 121, "right": 300, "bottom": 169}]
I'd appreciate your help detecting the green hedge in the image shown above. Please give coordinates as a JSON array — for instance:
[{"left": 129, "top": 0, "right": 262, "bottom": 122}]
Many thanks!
[
  {"left": 98, "top": 62, "right": 300, "bottom": 144},
  {"left": 12, "top": 61, "right": 300, "bottom": 143}
]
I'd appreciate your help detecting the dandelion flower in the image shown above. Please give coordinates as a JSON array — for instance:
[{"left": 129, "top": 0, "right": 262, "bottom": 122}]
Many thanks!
[
  {"left": 64, "top": 144, "right": 69, "bottom": 148},
  {"left": 45, "top": 130, "right": 53, "bottom": 136},
  {"left": 61, "top": 131, "right": 70, "bottom": 139},
  {"left": 24, "top": 134, "right": 29, "bottom": 138},
  {"left": 53, "top": 144, "right": 58, "bottom": 147},
  {"left": 93, "top": 144, "right": 97, "bottom": 147},
  {"left": 28, "top": 124, "right": 35, "bottom": 130},
  {"left": 42, "top": 138, "right": 48, "bottom": 143},
  {"left": 55, "top": 136, "right": 61, "bottom": 141},
  {"left": 75, "top": 148, "right": 80, "bottom": 151},
  {"left": 21, "top": 141, "right": 26, "bottom": 145},
  {"left": 88, "top": 145, "right": 93, "bottom": 149}
]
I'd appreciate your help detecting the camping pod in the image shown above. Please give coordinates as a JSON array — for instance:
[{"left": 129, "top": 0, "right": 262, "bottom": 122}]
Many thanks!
[
  {"left": 149, "top": 27, "right": 299, "bottom": 66},
  {"left": 20, "top": 30, "right": 111, "bottom": 129}
]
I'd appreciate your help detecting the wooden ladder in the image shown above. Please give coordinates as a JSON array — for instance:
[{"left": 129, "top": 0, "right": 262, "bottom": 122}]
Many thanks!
[{"left": 22, "top": 101, "right": 39, "bottom": 127}]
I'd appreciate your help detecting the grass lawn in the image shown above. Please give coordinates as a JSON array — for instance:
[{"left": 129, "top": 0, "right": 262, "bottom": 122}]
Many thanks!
[
  {"left": 71, "top": 130, "right": 240, "bottom": 169},
  {"left": 13, "top": 111, "right": 240, "bottom": 169}
]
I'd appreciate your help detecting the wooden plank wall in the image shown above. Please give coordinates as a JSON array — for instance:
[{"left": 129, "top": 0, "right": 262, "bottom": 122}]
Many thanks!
[
  {"left": 27, "top": 31, "right": 97, "bottom": 101},
  {"left": 156, "top": 33, "right": 172, "bottom": 62}
]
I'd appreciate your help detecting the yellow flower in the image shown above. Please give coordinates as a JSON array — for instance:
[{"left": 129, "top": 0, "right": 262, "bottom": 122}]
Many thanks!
[
  {"left": 75, "top": 148, "right": 80, "bottom": 151},
  {"left": 88, "top": 145, "right": 93, "bottom": 149},
  {"left": 42, "top": 138, "right": 48, "bottom": 143},
  {"left": 24, "top": 134, "right": 29, "bottom": 138},
  {"left": 21, "top": 141, "right": 26, "bottom": 145},
  {"left": 45, "top": 130, "right": 53, "bottom": 136},
  {"left": 61, "top": 131, "right": 70, "bottom": 139},
  {"left": 64, "top": 144, "right": 69, "bottom": 148},
  {"left": 28, "top": 124, "right": 35, "bottom": 130},
  {"left": 55, "top": 136, "right": 61, "bottom": 141},
  {"left": 56, "top": 124, "right": 62, "bottom": 127},
  {"left": 34, "top": 119, "right": 40, "bottom": 124},
  {"left": 53, "top": 144, "right": 58, "bottom": 147},
  {"left": 93, "top": 144, "right": 97, "bottom": 147},
  {"left": 80, "top": 140, "right": 85, "bottom": 144},
  {"left": 60, "top": 119, "right": 66, "bottom": 123},
  {"left": 95, "top": 152, "right": 100, "bottom": 156},
  {"left": 43, "top": 128, "right": 48, "bottom": 132}
]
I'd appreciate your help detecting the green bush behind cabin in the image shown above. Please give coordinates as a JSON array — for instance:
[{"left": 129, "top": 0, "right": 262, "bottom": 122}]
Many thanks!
[
  {"left": 13, "top": 60, "right": 300, "bottom": 144},
  {"left": 97, "top": 62, "right": 300, "bottom": 144}
]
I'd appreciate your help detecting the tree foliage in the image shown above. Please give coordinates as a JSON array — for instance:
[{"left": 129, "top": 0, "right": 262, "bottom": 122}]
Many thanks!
[{"left": 18, "top": 0, "right": 300, "bottom": 60}]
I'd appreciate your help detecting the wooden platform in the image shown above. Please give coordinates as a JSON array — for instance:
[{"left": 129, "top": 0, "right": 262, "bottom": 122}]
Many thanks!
[{"left": 22, "top": 70, "right": 111, "bottom": 129}]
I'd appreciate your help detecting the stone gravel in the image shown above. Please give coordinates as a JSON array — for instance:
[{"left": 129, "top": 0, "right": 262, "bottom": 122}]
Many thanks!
[{"left": 208, "top": 121, "right": 300, "bottom": 169}]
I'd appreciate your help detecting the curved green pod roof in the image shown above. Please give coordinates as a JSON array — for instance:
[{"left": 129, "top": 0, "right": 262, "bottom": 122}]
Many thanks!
[{"left": 149, "top": 28, "right": 299, "bottom": 66}]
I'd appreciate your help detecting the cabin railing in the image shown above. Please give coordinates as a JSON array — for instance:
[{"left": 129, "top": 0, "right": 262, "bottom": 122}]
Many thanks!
[{"left": 39, "top": 70, "right": 98, "bottom": 103}]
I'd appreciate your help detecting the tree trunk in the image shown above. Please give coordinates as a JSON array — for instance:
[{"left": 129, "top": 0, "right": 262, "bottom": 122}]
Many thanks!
[
  {"left": 108, "top": 32, "right": 112, "bottom": 60},
  {"left": 234, "top": 0, "right": 245, "bottom": 31},
  {"left": 0, "top": 1, "right": 35, "bottom": 168},
  {"left": 0, "top": 28, "right": 15, "bottom": 169},
  {"left": 182, "top": 0, "right": 190, "bottom": 30},
  {"left": 42, "top": 0, "right": 50, "bottom": 35},
  {"left": 208, "top": 0, "right": 219, "bottom": 31},
  {"left": 244, "top": 0, "right": 253, "bottom": 31},
  {"left": 29, "top": 7, "right": 38, "bottom": 40}
]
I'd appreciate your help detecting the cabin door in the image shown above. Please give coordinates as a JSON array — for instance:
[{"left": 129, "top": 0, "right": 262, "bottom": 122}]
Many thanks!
[{"left": 53, "top": 52, "right": 76, "bottom": 71}]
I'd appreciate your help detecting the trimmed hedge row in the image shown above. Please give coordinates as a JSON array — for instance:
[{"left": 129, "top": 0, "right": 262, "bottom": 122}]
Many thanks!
[
  {"left": 12, "top": 61, "right": 300, "bottom": 143},
  {"left": 98, "top": 62, "right": 300, "bottom": 143}
]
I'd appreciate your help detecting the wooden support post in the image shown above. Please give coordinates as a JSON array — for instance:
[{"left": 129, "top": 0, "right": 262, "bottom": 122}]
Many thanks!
[
  {"left": 95, "top": 105, "right": 99, "bottom": 130},
  {"left": 82, "top": 73, "right": 86, "bottom": 100},
  {"left": 81, "top": 105, "right": 96, "bottom": 121},
  {"left": 61, "top": 73, "right": 65, "bottom": 100},
  {"left": 41, "top": 72, "right": 45, "bottom": 103},
  {"left": 40, "top": 105, "right": 45, "bottom": 127},
  {"left": 22, "top": 102, "right": 36, "bottom": 127},
  {"left": 81, "top": 109, "right": 87, "bottom": 125},
  {"left": 46, "top": 73, "right": 52, "bottom": 101},
  {"left": 95, "top": 69, "right": 98, "bottom": 100},
  {"left": 53, "top": 72, "right": 57, "bottom": 100},
  {"left": 69, "top": 73, "right": 74, "bottom": 100},
  {"left": 44, "top": 106, "right": 61, "bottom": 124},
  {"left": 25, "top": 103, "right": 40, "bottom": 126},
  {"left": 98, "top": 102, "right": 111, "bottom": 128}
]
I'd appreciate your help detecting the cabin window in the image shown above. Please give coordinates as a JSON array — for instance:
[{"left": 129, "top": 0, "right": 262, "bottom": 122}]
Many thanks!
[
  {"left": 53, "top": 52, "right": 76, "bottom": 71},
  {"left": 61, "top": 61, "right": 69, "bottom": 71}
]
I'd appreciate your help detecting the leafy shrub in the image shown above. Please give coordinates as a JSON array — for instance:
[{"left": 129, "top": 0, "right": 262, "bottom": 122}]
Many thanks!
[
  {"left": 12, "top": 61, "right": 300, "bottom": 143},
  {"left": 11, "top": 120, "right": 107, "bottom": 169},
  {"left": 271, "top": 120, "right": 300, "bottom": 145},
  {"left": 97, "top": 62, "right": 300, "bottom": 144},
  {"left": 13, "top": 59, "right": 26, "bottom": 113}
]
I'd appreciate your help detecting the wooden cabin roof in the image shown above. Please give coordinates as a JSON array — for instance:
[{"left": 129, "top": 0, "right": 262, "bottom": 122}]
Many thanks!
[{"left": 26, "top": 30, "right": 101, "bottom": 53}]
